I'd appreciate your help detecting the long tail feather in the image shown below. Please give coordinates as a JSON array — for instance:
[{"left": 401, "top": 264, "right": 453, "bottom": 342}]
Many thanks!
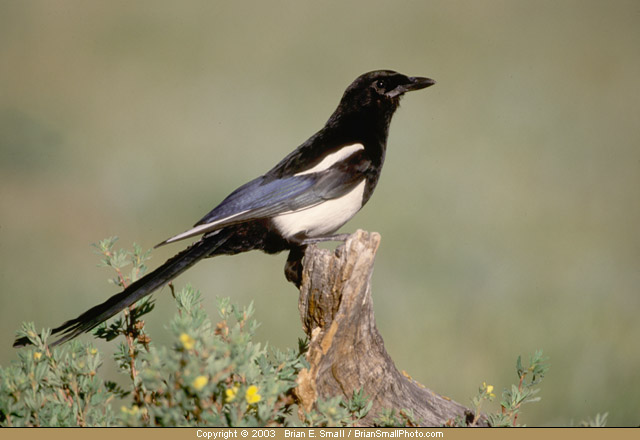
[{"left": 13, "top": 230, "right": 232, "bottom": 347}]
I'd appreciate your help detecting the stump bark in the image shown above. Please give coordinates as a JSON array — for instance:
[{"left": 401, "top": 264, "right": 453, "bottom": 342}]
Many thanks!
[{"left": 292, "top": 230, "right": 477, "bottom": 426}]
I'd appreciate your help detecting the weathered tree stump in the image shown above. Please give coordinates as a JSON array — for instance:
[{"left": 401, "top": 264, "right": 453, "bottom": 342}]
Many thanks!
[{"left": 292, "top": 230, "right": 477, "bottom": 426}]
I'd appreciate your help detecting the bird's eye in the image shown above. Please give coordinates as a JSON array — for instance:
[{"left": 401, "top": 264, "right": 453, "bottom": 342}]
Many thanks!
[{"left": 376, "top": 79, "right": 386, "bottom": 89}]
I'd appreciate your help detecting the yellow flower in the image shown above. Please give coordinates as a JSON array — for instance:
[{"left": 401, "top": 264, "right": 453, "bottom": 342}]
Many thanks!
[
  {"left": 225, "top": 385, "right": 239, "bottom": 403},
  {"left": 33, "top": 352, "right": 42, "bottom": 360},
  {"left": 245, "top": 385, "right": 261, "bottom": 404},
  {"left": 482, "top": 382, "right": 496, "bottom": 399},
  {"left": 179, "top": 333, "right": 195, "bottom": 350},
  {"left": 192, "top": 375, "right": 208, "bottom": 391},
  {"left": 121, "top": 405, "right": 139, "bottom": 415},
  {"left": 90, "top": 348, "right": 98, "bottom": 356}
]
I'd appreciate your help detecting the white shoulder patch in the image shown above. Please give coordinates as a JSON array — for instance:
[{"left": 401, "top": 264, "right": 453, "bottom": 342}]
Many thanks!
[{"left": 294, "top": 143, "right": 364, "bottom": 176}]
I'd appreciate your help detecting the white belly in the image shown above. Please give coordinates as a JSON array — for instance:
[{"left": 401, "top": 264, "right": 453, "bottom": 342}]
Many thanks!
[{"left": 272, "top": 180, "right": 366, "bottom": 240}]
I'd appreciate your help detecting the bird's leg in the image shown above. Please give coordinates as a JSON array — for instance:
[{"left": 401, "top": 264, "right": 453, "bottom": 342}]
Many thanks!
[
  {"left": 284, "top": 245, "right": 307, "bottom": 288},
  {"left": 301, "top": 233, "right": 351, "bottom": 245}
]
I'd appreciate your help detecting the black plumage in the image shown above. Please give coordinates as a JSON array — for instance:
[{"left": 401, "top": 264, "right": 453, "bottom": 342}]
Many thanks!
[{"left": 13, "top": 70, "right": 434, "bottom": 347}]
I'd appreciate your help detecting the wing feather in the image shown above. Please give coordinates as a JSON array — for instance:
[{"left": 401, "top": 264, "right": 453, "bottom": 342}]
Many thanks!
[{"left": 157, "top": 150, "right": 369, "bottom": 246}]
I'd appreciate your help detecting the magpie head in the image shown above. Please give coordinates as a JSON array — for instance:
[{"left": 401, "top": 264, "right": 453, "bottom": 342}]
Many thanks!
[{"left": 336, "top": 70, "right": 435, "bottom": 122}]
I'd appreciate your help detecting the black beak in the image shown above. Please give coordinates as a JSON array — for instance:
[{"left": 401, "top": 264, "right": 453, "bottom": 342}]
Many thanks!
[
  {"left": 405, "top": 76, "right": 436, "bottom": 91},
  {"left": 388, "top": 76, "right": 435, "bottom": 98}
]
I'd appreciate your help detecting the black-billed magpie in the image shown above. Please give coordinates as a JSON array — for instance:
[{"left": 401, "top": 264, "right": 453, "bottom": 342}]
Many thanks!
[{"left": 13, "top": 70, "right": 434, "bottom": 347}]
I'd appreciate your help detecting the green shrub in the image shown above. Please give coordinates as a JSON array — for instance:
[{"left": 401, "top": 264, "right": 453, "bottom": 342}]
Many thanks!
[
  {"left": 0, "top": 238, "right": 375, "bottom": 427},
  {"left": 2, "top": 238, "right": 581, "bottom": 427}
]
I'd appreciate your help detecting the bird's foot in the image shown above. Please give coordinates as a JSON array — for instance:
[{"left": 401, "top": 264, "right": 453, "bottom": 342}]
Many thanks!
[{"left": 284, "top": 246, "right": 306, "bottom": 288}]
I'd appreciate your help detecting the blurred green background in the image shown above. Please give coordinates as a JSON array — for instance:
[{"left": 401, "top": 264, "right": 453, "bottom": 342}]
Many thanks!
[{"left": 1, "top": 0, "right": 639, "bottom": 426}]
